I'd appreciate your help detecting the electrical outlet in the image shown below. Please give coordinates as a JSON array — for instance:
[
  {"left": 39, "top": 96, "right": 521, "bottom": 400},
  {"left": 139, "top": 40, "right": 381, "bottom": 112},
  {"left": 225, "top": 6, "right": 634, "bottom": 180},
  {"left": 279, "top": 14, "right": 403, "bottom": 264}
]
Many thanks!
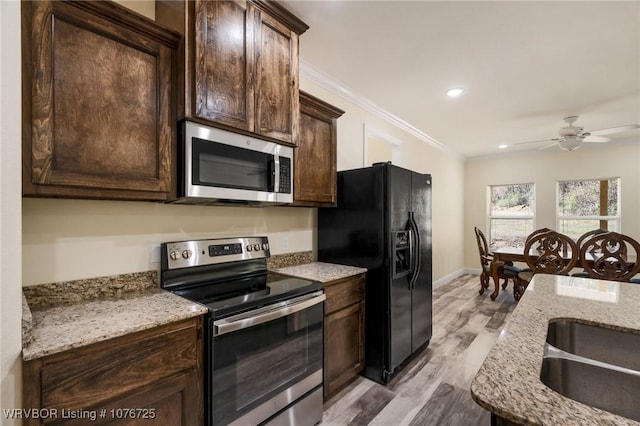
[
  {"left": 282, "top": 237, "right": 289, "bottom": 250},
  {"left": 150, "top": 244, "right": 161, "bottom": 263}
]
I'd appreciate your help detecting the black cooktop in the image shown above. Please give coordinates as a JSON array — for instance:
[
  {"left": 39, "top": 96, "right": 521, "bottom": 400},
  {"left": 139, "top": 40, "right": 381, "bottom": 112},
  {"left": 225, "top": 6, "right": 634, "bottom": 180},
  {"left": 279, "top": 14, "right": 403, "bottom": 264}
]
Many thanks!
[{"left": 174, "top": 271, "right": 322, "bottom": 319}]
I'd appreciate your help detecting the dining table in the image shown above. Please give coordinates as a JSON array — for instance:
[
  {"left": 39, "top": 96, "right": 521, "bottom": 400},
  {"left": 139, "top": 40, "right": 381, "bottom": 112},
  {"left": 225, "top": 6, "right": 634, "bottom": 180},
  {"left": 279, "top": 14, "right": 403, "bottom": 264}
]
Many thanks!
[{"left": 489, "top": 246, "right": 591, "bottom": 301}]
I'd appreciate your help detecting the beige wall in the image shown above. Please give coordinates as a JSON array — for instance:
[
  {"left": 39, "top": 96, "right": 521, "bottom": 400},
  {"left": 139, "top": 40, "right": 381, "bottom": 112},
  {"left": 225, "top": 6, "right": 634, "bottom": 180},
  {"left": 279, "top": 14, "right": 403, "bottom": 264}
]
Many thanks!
[
  {"left": 23, "top": 200, "right": 314, "bottom": 285},
  {"left": 113, "top": 0, "right": 155, "bottom": 19},
  {"left": 464, "top": 143, "right": 640, "bottom": 270},
  {"left": 1, "top": 0, "right": 23, "bottom": 422}
]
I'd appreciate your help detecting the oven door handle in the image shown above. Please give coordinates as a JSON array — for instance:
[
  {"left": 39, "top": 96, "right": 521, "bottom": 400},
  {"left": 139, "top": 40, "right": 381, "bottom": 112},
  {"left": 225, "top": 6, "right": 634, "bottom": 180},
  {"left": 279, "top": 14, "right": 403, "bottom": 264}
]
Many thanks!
[{"left": 213, "top": 291, "right": 325, "bottom": 336}]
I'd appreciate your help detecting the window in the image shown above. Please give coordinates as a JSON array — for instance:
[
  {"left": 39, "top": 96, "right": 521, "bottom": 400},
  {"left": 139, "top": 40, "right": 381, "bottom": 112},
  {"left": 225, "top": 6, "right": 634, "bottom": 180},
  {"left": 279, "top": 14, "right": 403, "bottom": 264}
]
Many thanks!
[
  {"left": 488, "top": 183, "right": 535, "bottom": 249},
  {"left": 557, "top": 178, "right": 620, "bottom": 240}
]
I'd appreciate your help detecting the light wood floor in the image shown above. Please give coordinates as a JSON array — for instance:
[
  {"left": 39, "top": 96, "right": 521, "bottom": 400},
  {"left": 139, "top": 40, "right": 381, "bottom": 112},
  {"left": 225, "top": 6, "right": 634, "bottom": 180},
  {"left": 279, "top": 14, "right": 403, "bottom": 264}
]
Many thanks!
[{"left": 320, "top": 274, "right": 517, "bottom": 426}]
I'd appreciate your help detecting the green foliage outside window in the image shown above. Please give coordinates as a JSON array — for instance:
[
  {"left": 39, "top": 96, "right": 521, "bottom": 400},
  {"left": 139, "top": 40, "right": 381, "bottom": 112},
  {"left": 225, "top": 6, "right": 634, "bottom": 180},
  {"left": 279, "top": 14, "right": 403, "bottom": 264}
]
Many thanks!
[{"left": 558, "top": 179, "right": 618, "bottom": 216}]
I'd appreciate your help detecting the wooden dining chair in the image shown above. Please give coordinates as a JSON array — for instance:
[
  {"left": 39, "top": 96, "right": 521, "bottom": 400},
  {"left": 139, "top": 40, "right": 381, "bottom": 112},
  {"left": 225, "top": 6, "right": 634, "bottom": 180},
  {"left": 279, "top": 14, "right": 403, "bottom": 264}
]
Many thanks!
[
  {"left": 517, "top": 228, "right": 553, "bottom": 274},
  {"left": 474, "top": 227, "right": 520, "bottom": 295},
  {"left": 514, "top": 231, "right": 579, "bottom": 301},
  {"left": 579, "top": 232, "right": 640, "bottom": 282},
  {"left": 572, "top": 229, "right": 608, "bottom": 278},
  {"left": 525, "top": 227, "right": 552, "bottom": 247}
]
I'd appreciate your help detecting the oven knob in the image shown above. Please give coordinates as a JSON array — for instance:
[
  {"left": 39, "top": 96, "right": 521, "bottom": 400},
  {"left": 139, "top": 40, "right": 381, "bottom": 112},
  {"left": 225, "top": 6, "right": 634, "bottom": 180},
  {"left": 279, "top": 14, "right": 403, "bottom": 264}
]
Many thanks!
[
  {"left": 169, "top": 250, "right": 180, "bottom": 261},
  {"left": 253, "top": 244, "right": 261, "bottom": 251},
  {"left": 246, "top": 245, "right": 252, "bottom": 252},
  {"left": 182, "top": 249, "right": 192, "bottom": 259}
]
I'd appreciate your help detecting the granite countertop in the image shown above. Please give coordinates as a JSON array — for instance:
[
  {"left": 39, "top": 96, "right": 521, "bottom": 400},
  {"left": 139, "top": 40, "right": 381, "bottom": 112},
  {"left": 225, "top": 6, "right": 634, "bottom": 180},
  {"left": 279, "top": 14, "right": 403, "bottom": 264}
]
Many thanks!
[
  {"left": 471, "top": 274, "right": 640, "bottom": 425},
  {"left": 274, "top": 261, "right": 367, "bottom": 283},
  {"left": 22, "top": 288, "right": 208, "bottom": 361}
]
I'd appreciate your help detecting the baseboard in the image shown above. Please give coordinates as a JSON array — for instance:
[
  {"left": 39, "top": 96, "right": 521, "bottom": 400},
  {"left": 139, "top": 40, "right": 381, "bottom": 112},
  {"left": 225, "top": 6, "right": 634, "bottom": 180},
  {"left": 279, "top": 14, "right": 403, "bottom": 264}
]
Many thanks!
[{"left": 433, "top": 268, "right": 475, "bottom": 290}]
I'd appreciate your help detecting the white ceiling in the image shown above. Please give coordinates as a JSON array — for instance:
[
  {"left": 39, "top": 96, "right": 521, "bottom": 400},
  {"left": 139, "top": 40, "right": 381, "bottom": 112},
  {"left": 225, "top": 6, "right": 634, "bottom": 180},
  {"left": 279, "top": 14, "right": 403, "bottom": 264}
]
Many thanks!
[{"left": 280, "top": 0, "right": 640, "bottom": 158}]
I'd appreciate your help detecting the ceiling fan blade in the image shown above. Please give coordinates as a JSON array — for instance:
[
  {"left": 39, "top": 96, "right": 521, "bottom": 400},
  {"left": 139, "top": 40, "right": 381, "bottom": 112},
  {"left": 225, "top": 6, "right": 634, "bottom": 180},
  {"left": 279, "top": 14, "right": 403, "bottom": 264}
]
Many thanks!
[
  {"left": 588, "top": 124, "right": 640, "bottom": 136},
  {"left": 513, "top": 138, "right": 560, "bottom": 146},
  {"left": 583, "top": 135, "right": 611, "bottom": 143},
  {"left": 540, "top": 141, "right": 559, "bottom": 150}
]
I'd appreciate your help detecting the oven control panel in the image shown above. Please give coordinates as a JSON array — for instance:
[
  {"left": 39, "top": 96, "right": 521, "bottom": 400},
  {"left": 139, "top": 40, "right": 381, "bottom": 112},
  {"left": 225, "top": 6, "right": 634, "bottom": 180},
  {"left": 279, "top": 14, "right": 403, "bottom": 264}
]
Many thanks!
[{"left": 162, "top": 237, "right": 271, "bottom": 269}]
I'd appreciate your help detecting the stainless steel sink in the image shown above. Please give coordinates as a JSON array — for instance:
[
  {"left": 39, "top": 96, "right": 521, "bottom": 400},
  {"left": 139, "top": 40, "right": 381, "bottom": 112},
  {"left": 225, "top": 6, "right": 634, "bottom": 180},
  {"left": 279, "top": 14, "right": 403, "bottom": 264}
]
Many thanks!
[
  {"left": 540, "top": 356, "right": 640, "bottom": 421},
  {"left": 546, "top": 319, "right": 640, "bottom": 371},
  {"left": 541, "top": 319, "right": 640, "bottom": 422}
]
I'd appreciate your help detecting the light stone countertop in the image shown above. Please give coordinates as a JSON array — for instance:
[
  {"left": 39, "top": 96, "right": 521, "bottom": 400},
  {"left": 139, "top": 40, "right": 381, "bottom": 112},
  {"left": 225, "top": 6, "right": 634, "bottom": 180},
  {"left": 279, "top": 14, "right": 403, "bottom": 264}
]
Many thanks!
[
  {"left": 22, "top": 288, "right": 208, "bottom": 361},
  {"left": 22, "top": 293, "right": 33, "bottom": 346},
  {"left": 471, "top": 274, "right": 640, "bottom": 425},
  {"left": 274, "top": 261, "right": 367, "bottom": 283}
]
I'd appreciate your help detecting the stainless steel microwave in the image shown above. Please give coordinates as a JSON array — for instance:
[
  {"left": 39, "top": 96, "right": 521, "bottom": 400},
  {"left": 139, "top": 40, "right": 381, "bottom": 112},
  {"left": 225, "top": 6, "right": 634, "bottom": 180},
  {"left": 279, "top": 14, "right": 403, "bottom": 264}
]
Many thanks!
[{"left": 172, "top": 121, "right": 293, "bottom": 205}]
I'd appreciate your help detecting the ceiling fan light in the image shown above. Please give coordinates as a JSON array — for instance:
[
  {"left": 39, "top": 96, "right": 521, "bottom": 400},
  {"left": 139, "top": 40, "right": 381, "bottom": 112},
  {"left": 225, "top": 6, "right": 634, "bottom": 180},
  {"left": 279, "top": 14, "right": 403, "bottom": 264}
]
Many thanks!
[
  {"left": 559, "top": 136, "right": 581, "bottom": 152},
  {"left": 446, "top": 87, "right": 464, "bottom": 98}
]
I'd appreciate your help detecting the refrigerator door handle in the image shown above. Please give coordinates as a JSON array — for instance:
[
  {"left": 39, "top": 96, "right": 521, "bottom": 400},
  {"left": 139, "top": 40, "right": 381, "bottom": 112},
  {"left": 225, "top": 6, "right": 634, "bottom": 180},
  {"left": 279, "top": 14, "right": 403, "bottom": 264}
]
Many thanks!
[
  {"left": 408, "top": 212, "right": 422, "bottom": 290},
  {"left": 406, "top": 213, "right": 414, "bottom": 290}
]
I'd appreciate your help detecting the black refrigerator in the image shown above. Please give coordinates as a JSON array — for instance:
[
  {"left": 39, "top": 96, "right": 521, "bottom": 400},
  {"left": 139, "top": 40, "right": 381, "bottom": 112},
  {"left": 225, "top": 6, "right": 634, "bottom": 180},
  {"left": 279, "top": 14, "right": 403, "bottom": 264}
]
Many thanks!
[{"left": 318, "top": 162, "right": 432, "bottom": 384}]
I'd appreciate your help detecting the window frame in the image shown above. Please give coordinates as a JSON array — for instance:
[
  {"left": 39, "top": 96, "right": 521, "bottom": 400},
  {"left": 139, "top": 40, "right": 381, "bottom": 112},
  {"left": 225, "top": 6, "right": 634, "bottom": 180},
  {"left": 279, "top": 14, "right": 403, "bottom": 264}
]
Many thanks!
[
  {"left": 555, "top": 177, "right": 621, "bottom": 236},
  {"left": 486, "top": 182, "right": 537, "bottom": 249}
]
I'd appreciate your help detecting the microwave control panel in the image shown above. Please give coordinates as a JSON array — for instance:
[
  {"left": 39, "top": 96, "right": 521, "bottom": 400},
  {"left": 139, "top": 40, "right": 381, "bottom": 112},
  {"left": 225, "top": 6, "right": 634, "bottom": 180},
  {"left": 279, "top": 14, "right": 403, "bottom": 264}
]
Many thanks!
[{"left": 279, "top": 157, "right": 291, "bottom": 194}]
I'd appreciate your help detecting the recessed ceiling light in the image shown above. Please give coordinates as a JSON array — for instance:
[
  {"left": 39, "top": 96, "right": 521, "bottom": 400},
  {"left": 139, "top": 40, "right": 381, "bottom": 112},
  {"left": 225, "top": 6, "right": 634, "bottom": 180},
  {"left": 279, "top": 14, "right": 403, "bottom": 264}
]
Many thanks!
[
  {"left": 446, "top": 87, "right": 464, "bottom": 98},
  {"left": 499, "top": 144, "right": 508, "bottom": 149}
]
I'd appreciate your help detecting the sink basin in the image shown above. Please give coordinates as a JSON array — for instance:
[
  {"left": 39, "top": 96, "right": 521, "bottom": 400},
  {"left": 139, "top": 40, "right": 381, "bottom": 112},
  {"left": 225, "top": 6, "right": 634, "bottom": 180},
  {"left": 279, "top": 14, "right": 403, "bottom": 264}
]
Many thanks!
[
  {"left": 540, "top": 356, "right": 640, "bottom": 421},
  {"left": 546, "top": 319, "right": 640, "bottom": 371}
]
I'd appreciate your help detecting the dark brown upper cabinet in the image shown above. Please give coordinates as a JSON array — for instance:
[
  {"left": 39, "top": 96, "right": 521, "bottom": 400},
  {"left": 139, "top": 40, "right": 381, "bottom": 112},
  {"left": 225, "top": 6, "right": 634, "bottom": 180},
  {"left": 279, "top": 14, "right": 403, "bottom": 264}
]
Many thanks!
[
  {"left": 22, "top": 1, "right": 180, "bottom": 201},
  {"left": 156, "top": 0, "right": 308, "bottom": 146},
  {"left": 293, "top": 91, "right": 345, "bottom": 206}
]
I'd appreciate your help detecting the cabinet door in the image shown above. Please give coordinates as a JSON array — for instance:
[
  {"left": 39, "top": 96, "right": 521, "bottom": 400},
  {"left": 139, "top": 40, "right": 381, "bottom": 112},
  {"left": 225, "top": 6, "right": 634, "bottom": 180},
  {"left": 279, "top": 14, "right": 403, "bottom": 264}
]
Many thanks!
[
  {"left": 254, "top": 10, "right": 299, "bottom": 144},
  {"left": 22, "top": 317, "right": 203, "bottom": 426},
  {"left": 22, "top": 1, "right": 178, "bottom": 201},
  {"left": 193, "top": 0, "right": 255, "bottom": 130},
  {"left": 57, "top": 371, "right": 202, "bottom": 426},
  {"left": 324, "top": 301, "right": 365, "bottom": 399},
  {"left": 294, "top": 92, "right": 344, "bottom": 206}
]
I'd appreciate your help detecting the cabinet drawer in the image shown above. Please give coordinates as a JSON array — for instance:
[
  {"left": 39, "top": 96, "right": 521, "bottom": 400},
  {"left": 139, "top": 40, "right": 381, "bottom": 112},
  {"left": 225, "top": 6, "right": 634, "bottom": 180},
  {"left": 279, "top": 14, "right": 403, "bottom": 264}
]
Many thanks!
[
  {"left": 40, "top": 319, "right": 200, "bottom": 411},
  {"left": 324, "top": 274, "right": 365, "bottom": 314}
]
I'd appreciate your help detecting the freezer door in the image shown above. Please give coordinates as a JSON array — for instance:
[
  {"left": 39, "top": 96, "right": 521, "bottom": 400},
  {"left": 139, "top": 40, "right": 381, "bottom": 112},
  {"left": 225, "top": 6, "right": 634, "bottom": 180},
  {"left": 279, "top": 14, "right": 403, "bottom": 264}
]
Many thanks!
[
  {"left": 387, "top": 165, "right": 413, "bottom": 371},
  {"left": 411, "top": 172, "right": 433, "bottom": 351}
]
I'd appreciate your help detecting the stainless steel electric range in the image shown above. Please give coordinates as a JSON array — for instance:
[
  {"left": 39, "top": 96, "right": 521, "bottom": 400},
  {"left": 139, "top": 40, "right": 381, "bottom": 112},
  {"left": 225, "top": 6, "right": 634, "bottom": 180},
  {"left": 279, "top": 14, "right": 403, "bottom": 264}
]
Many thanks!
[{"left": 160, "top": 237, "right": 324, "bottom": 426}]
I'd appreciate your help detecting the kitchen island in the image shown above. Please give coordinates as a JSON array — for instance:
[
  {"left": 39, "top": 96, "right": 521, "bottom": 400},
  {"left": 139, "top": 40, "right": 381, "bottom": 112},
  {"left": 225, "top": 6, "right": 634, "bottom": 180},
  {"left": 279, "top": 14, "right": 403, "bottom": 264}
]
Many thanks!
[{"left": 471, "top": 274, "right": 640, "bottom": 425}]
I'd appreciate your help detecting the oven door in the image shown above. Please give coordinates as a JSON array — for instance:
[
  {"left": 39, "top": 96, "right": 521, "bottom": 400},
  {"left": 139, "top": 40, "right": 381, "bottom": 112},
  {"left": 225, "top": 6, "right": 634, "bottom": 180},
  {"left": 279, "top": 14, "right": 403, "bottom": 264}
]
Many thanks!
[
  {"left": 211, "top": 291, "right": 325, "bottom": 426},
  {"left": 183, "top": 121, "right": 293, "bottom": 204}
]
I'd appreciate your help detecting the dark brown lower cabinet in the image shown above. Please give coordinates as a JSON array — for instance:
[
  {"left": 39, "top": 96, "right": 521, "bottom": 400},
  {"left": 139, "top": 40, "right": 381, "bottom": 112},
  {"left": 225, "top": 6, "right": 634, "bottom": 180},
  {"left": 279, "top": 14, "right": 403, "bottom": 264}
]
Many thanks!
[
  {"left": 23, "top": 317, "right": 203, "bottom": 425},
  {"left": 323, "top": 274, "right": 366, "bottom": 400}
]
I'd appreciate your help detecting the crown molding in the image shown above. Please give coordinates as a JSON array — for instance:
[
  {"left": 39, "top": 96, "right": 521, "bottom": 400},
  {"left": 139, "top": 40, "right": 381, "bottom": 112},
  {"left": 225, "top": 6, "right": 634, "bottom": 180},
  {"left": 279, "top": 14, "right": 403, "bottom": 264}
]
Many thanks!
[{"left": 300, "top": 60, "right": 461, "bottom": 159}]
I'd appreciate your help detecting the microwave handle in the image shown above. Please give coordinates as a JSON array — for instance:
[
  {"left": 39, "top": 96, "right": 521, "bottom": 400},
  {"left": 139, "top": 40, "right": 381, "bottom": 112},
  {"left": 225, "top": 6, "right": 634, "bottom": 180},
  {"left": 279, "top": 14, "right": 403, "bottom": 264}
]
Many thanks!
[{"left": 272, "top": 155, "right": 280, "bottom": 193}]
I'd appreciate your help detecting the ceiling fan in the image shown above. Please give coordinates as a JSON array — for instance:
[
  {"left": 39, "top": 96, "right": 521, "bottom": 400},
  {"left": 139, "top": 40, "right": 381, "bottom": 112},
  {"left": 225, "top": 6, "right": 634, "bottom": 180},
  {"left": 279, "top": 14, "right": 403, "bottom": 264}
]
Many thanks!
[{"left": 513, "top": 116, "right": 640, "bottom": 152}]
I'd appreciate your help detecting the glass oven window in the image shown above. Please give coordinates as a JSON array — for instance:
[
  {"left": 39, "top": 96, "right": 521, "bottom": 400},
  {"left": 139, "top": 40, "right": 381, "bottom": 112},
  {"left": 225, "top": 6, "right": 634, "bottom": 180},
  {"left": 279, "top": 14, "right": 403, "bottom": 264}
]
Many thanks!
[
  {"left": 235, "top": 330, "right": 308, "bottom": 409},
  {"left": 212, "top": 302, "right": 323, "bottom": 425},
  {"left": 193, "top": 137, "right": 273, "bottom": 192}
]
